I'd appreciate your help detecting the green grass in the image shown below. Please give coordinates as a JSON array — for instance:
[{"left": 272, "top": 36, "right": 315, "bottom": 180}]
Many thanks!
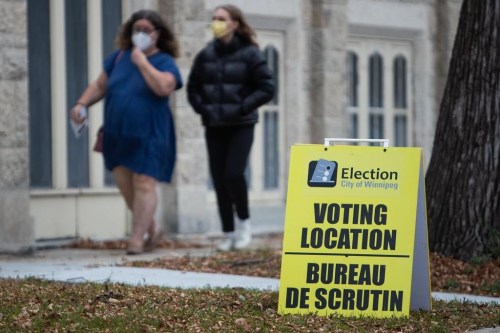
[
  {"left": 443, "top": 278, "right": 460, "bottom": 290},
  {"left": 483, "top": 280, "right": 500, "bottom": 295},
  {"left": 1, "top": 278, "right": 499, "bottom": 332}
]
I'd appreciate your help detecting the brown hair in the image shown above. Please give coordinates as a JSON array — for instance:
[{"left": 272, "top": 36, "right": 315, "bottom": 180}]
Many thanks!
[
  {"left": 116, "top": 10, "right": 179, "bottom": 57},
  {"left": 216, "top": 4, "right": 258, "bottom": 47}
]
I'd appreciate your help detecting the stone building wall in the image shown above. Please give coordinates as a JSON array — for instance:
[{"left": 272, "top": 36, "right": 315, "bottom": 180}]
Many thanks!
[
  {"left": 0, "top": 0, "right": 33, "bottom": 252},
  {"left": 0, "top": 0, "right": 465, "bottom": 244},
  {"left": 156, "top": 0, "right": 464, "bottom": 234},
  {"left": 305, "top": 0, "right": 349, "bottom": 144},
  {"left": 159, "top": 0, "right": 214, "bottom": 233}
]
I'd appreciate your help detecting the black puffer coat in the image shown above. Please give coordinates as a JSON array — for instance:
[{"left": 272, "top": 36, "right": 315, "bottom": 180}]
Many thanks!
[{"left": 187, "top": 35, "right": 275, "bottom": 127}]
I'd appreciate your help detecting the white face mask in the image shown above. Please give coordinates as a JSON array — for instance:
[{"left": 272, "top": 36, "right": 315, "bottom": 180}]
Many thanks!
[{"left": 132, "top": 32, "right": 153, "bottom": 51}]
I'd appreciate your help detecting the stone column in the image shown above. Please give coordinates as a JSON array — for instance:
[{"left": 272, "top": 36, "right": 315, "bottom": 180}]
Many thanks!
[
  {"left": 0, "top": 0, "right": 34, "bottom": 253},
  {"left": 304, "top": 0, "right": 348, "bottom": 144},
  {"left": 158, "top": 0, "right": 215, "bottom": 234}
]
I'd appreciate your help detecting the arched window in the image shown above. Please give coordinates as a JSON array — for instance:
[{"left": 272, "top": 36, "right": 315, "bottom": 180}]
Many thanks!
[
  {"left": 347, "top": 51, "right": 358, "bottom": 107},
  {"left": 369, "top": 53, "right": 384, "bottom": 108},
  {"left": 265, "top": 46, "right": 279, "bottom": 105},
  {"left": 347, "top": 39, "right": 413, "bottom": 148},
  {"left": 368, "top": 53, "right": 384, "bottom": 141},
  {"left": 28, "top": 0, "right": 122, "bottom": 188},
  {"left": 393, "top": 55, "right": 408, "bottom": 146},
  {"left": 262, "top": 46, "right": 280, "bottom": 189},
  {"left": 347, "top": 51, "right": 359, "bottom": 139},
  {"left": 393, "top": 55, "right": 407, "bottom": 108}
]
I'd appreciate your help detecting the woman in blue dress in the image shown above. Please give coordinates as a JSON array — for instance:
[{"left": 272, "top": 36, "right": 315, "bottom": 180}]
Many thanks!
[{"left": 70, "top": 10, "right": 183, "bottom": 254}]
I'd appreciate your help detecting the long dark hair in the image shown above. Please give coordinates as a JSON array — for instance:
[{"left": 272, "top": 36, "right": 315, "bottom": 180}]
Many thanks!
[
  {"left": 116, "top": 10, "right": 179, "bottom": 57},
  {"left": 216, "top": 4, "right": 258, "bottom": 47}
]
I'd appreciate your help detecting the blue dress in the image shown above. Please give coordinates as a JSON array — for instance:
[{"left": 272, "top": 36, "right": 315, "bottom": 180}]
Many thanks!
[{"left": 102, "top": 49, "right": 183, "bottom": 182}]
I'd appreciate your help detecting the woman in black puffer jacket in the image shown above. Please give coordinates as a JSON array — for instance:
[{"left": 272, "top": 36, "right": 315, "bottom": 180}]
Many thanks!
[{"left": 187, "top": 4, "right": 275, "bottom": 252}]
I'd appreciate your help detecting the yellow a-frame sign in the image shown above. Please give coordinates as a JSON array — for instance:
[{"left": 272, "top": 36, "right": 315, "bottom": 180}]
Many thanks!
[{"left": 278, "top": 139, "right": 431, "bottom": 318}]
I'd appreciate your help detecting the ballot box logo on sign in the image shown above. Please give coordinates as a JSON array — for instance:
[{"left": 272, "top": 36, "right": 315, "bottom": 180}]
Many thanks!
[{"left": 308, "top": 159, "right": 338, "bottom": 187}]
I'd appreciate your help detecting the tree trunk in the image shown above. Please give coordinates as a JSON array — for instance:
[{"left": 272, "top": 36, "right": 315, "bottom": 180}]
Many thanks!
[{"left": 425, "top": 0, "right": 500, "bottom": 260}]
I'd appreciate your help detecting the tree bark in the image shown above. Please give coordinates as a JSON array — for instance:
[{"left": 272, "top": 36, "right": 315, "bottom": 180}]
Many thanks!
[{"left": 426, "top": 0, "right": 500, "bottom": 260}]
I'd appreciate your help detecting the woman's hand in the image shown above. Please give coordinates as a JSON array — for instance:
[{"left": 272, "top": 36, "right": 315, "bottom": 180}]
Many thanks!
[
  {"left": 132, "top": 47, "right": 177, "bottom": 97},
  {"left": 70, "top": 104, "right": 87, "bottom": 124},
  {"left": 70, "top": 71, "right": 109, "bottom": 123},
  {"left": 131, "top": 47, "right": 148, "bottom": 66}
]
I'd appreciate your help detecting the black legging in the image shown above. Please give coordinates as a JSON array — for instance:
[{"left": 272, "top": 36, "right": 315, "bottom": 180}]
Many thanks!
[{"left": 205, "top": 125, "right": 254, "bottom": 232}]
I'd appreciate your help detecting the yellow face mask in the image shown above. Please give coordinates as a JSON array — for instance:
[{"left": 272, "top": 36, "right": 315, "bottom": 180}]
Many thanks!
[{"left": 210, "top": 20, "right": 229, "bottom": 39}]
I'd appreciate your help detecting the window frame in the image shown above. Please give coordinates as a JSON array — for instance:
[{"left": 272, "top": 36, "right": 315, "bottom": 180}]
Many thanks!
[{"left": 346, "top": 38, "right": 413, "bottom": 147}]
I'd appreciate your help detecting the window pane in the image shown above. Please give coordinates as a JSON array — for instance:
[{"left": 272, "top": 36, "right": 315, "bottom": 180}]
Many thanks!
[
  {"left": 245, "top": 163, "right": 252, "bottom": 189},
  {"left": 393, "top": 56, "right": 407, "bottom": 108},
  {"left": 28, "top": 0, "right": 52, "bottom": 188},
  {"left": 102, "top": 0, "right": 122, "bottom": 186},
  {"left": 347, "top": 51, "right": 358, "bottom": 107},
  {"left": 264, "top": 111, "right": 279, "bottom": 189},
  {"left": 369, "top": 113, "right": 384, "bottom": 145},
  {"left": 102, "top": 0, "right": 122, "bottom": 56},
  {"left": 264, "top": 46, "right": 279, "bottom": 105},
  {"left": 349, "top": 113, "right": 358, "bottom": 139},
  {"left": 65, "top": 0, "right": 89, "bottom": 188},
  {"left": 394, "top": 115, "right": 407, "bottom": 146},
  {"left": 369, "top": 53, "right": 384, "bottom": 107}
]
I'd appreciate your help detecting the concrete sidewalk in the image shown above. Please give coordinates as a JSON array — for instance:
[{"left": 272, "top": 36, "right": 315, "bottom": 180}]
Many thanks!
[
  {"left": 1, "top": 234, "right": 499, "bottom": 307},
  {"left": 0, "top": 234, "right": 281, "bottom": 291}
]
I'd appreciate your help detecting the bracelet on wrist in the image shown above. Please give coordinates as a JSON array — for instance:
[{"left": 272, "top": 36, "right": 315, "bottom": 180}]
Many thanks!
[{"left": 75, "top": 101, "right": 87, "bottom": 107}]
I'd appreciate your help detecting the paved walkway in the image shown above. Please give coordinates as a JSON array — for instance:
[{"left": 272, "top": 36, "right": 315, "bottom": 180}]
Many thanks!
[
  {"left": 1, "top": 234, "right": 499, "bottom": 307},
  {"left": 0, "top": 236, "right": 280, "bottom": 291}
]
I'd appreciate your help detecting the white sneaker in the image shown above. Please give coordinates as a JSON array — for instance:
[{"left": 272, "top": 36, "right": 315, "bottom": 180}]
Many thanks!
[
  {"left": 235, "top": 221, "right": 252, "bottom": 250},
  {"left": 217, "top": 237, "right": 234, "bottom": 252}
]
